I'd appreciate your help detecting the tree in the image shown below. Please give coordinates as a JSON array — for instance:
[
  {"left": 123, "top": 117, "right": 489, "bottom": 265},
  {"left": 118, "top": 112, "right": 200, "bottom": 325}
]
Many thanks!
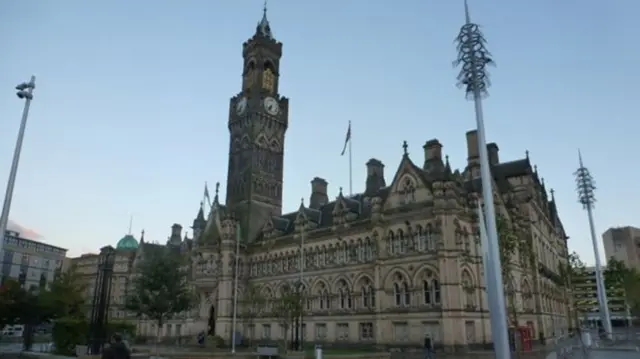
[
  {"left": 42, "top": 266, "right": 87, "bottom": 320},
  {"left": 558, "top": 251, "right": 587, "bottom": 328},
  {"left": 273, "top": 283, "right": 302, "bottom": 353},
  {"left": 0, "top": 279, "right": 24, "bottom": 328},
  {"left": 242, "top": 283, "right": 266, "bottom": 346},
  {"left": 125, "top": 249, "right": 195, "bottom": 346},
  {"left": 495, "top": 216, "right": 521, "bottom": 339},
  {"left": 604, "top": 258, "right": 640, "bottom": 321}
]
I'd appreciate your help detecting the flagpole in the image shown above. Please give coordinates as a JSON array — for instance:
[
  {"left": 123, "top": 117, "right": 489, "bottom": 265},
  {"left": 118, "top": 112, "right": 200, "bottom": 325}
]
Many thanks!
[
  {"left": 348, "top": 121, "right": 353, "bottom": 196},
  {"left": 231, "top": 221, "right": 241, "bottom": 354}
]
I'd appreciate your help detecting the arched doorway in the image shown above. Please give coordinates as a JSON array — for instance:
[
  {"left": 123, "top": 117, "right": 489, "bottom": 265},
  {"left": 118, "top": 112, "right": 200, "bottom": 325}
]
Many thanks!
[{"left": 208, "top": 305, "right": 216, "bottom": 336}]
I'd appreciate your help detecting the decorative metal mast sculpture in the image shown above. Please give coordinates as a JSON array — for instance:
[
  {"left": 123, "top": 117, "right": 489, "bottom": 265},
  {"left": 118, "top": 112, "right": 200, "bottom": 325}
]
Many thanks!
[
  {"left": 575, "top": 151, "right": 612, "bottom": 337},
  {"left": 454, "top": 1, "right": 511, "bottom": 358}
]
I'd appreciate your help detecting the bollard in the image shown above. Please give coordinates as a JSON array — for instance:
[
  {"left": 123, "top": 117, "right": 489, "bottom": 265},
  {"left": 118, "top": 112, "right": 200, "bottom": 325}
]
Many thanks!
[{"left": 315, "top": 344, "right": 323, "bottom": 359}]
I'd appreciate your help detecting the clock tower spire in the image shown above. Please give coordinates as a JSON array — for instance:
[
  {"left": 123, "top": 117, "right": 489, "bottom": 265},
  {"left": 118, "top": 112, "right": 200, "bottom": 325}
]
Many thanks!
[{"left": 226, "top": 6, "right": 289, "bottom": 238}]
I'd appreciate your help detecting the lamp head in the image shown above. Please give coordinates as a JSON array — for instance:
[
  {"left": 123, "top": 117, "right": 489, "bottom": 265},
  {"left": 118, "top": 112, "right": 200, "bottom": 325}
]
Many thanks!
[
  {"left": 15, "top": 81, "right": 34, "bottom": 91},
  {"left": 16, "top": 91, "right": 33, "bottom": 100}
]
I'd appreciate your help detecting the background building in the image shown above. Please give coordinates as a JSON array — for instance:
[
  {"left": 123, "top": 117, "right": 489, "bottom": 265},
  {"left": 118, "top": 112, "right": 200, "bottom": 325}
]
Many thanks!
[
  {"left": 0, "top": 230, "right": 67, "bottom": 289},
  {"left": 602, "top": 226, "right": 640, "bottom": 270},
  {"left": 571, "top": 266, "right": 630, "bottom": 328},
  {"left": 70, "top": 232, "right": 140, "bottom": 320}
]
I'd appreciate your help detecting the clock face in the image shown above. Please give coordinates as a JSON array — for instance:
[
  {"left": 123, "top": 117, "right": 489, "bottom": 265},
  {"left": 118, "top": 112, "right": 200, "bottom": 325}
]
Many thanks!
[
  {"left": 236, "top": 97, "right": 247, "bottom": 115},
  {"left": 263, "top": 97, "right": 279, "bottom": 116}
]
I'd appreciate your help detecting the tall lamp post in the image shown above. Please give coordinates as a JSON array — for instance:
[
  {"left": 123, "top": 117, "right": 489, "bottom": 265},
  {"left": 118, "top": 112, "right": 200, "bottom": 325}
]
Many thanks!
[
  {"left": 454, "top": 2, "right": 511, "bottom": 358},
  {"left": 574, "top": 151, "right": 612, "bottom": 337},
  {"left": 0, "top": 76, "right": 36, "bottom": 257},
  {"left": 297, "top": 207, "right": 306, "bottom": 352},
  {"left": 88, "top": 246, "right": 116, "bottom": 355}
]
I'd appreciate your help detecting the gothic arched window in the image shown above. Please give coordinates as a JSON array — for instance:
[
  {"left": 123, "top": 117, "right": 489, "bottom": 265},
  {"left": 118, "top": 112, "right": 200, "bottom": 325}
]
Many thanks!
[
  {"left": 360, "top": 278, "right": 375, "bottom": 309},
  {"left": 337, "top": 280, "right": 352, "bottom": 309},
  {"left": 397, "top": 229, "right": 406, "bottom": 254},
  {"left": 401, "top": 177, "right": 416, "bottom": 204},
  {"left": 461, "top": 269, "right": 476, "bottom": 308},
  {"left": 393, "top": 273, "right": 410, "bottom": 307},
  {"left": 421, "top": 269, "right": 441, "bottom": 305}
]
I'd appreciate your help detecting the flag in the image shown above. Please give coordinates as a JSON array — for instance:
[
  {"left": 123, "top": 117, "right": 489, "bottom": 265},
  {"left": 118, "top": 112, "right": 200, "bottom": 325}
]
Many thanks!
[
  {"left": 204, "top": 182, "right": 211, "bottom": 205},
  {"left": 340, "top": 121, "right": 351, "bottom": 156}
]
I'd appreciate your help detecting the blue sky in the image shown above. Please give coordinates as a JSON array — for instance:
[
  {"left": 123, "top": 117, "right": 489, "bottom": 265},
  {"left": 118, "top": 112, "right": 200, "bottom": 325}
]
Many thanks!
[{"left": 0, "top": 0, "right": 638, "bottom": 261}]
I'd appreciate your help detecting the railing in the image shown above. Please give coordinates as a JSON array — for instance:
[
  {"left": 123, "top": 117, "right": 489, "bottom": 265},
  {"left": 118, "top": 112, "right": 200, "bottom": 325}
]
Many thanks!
[
  {"left": 552, "top": 328, "right": 640, "bottom": 358},
  {"left": 553, "top": 333, "right": 588, "bottom": 359}
]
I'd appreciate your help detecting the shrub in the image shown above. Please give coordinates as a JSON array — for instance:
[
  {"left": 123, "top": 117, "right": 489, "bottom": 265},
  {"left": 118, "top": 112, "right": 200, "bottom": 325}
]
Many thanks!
[
  {"left": 107, "top": 320, "right": 136, "bottom": 338},
  {"left": 207, "top": 335, "right": 225, "bottom": 348},
  {"left": 52, "top": 317, "right": 89, "bottom": 356}
]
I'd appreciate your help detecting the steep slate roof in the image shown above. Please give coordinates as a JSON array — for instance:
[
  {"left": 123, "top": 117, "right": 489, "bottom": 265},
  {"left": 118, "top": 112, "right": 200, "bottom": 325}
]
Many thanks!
[{"left": 262, "top": 151, "right": 565, "bottom": 240}]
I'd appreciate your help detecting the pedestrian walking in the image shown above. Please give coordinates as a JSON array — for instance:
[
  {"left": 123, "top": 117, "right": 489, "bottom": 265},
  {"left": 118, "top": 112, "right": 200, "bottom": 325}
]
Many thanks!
[
  {"left": 101, "top": 334, "right": 131, "bottom": 359},
  {"left": 423, "top": 336, "right": 434, "bottom": 359}
]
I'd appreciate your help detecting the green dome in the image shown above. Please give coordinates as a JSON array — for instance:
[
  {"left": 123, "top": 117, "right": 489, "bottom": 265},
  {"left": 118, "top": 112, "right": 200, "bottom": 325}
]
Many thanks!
[{"left": 116, "top": 234, "right": 139, "bottom": 250}]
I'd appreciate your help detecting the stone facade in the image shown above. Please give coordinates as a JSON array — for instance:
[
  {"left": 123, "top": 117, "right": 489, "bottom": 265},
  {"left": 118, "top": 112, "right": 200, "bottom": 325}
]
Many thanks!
[{"left": 108, "top": 10, "right": 571, "bottom": 349}]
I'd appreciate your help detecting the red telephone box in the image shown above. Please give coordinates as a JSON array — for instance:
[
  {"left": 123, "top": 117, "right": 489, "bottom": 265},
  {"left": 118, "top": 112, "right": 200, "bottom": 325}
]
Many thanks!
[{"left": 518, "top": 326, "right": 533, "bottom": 352}]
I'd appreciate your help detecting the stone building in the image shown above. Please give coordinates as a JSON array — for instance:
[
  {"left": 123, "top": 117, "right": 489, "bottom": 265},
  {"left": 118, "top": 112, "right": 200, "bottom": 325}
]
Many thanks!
[
  {"left": 602, "top": 226, "right": 640, "bottom": 271},
  {"left": 71, "top": 232, "right": 141, "bottom": 320},
  {"left": 0, "top": 229, "right": 67, "bottom": 289},
  {"left": 160, "top": 10, "right": 575, "bottom": 349},
  {"left": 71, "top": 9, "right": 573, "bottom": 348}
]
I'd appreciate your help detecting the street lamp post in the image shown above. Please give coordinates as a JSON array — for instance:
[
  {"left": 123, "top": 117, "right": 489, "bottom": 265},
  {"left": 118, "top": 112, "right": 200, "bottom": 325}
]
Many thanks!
[
  {"left": 298, "top": 212, "right": 305, "bottom": 352},
  {"left": 88, "top": 246, "right": 116, "bottom": 355},
  {"left": 454, "top": 2, "right": 511, "bottom": 359},
  {"left": 0, "top": 76, "right": 36, "bottom": 257},
  {"left": 574, "top": 151, "right": 612, "bottom": 338}
]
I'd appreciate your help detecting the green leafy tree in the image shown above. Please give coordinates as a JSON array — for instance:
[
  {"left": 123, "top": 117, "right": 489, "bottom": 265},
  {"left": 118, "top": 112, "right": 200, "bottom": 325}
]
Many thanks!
[
  {"left": 495, "top": 216, "right": 521, "bottom": 336},
  {"left": 0, "top": 279, "right": 24, "bottom": 328},
  {"left": 242, "top": 283, "right": 266, "bottom": 346},
  {"left": 604, "top": 258, "right": 640, "bottom": 320},
  {"left": 274, "top": 283, "right": 302, "bottom": 353},
  {"left": 42, "top": 265, "right": 87, "bottom": 319},
  {"left": 125, "top": 249, "right": 195, "bottom": 345},
  {"left": 558, "top": 251, "right": 587, "bottom": 328}
]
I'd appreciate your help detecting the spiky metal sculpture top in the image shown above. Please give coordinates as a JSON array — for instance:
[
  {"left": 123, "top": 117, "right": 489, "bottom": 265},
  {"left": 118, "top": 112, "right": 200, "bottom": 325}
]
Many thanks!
[
  {"left": 575, "top": 152, "right": 596, "bottom": 209},
  {"left": 574, "top": 150, "right": 612, "bottom": 337},
  {"left": 454, "top": 2, "right": 510, "bottom": 359},
  {"left": 454, "top": 2, "right": 494, "bottom": 100}
]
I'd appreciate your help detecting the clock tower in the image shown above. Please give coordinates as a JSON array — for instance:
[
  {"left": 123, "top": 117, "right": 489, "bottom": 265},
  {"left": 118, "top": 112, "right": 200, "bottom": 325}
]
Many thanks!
[{"left": 226, "top": 8, "right": 289, "bottom": 239}]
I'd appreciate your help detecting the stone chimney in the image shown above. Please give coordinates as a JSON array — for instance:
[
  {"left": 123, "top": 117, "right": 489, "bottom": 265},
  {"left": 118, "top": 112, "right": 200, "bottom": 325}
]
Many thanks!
[
  {"left": 487, "top": 143, "right": 499, "bottom": 166},
  {"left": 168, "top": 224, "right": 182, "bottom": 245},
  {"left": 309, "top": 177, "right": 328, "bottom": 209},
  {"left": 423, "top": 139, "right": 443, "bottom": 170},
  {"left": 466, "top": 130, "right": 479, "bottom": 164},
  {"left": 365, "top": 159, "right": 386, "bottom": 195}
]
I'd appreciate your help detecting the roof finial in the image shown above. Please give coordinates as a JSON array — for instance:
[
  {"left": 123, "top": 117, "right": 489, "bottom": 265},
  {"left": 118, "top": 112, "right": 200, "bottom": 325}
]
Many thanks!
[
  {"left": 550, "top": 188, "right": 555, "bottom": 201},
  {"left": 525, "top": 150, "right": 529, "bottom": 159},
  {"left": 402, "top": 141, "right": 408, "bottom": 155},
  {"left": 214, "top": 182, "right": 220, "bottom": 203},
  {"left": 263, "top": 0, "right": 268, "bottom": 17},
  {"left": 141, "top": 229, "right": 145, "bottom": 241},
  {"left": 128, "top": 215, "right": 133, "bottom": 235}
]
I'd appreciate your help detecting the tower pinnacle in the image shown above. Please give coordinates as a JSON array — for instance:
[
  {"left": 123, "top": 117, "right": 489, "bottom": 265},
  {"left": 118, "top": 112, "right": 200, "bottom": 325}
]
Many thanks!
[{"left": 256, "top": 0, "right": 274, "bottom": 39}]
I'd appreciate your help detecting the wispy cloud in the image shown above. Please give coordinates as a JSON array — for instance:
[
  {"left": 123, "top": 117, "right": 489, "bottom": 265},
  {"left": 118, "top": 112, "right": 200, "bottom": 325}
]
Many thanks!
[{"left": 7, "top": 220, "right": 44, "bottom": 240}]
